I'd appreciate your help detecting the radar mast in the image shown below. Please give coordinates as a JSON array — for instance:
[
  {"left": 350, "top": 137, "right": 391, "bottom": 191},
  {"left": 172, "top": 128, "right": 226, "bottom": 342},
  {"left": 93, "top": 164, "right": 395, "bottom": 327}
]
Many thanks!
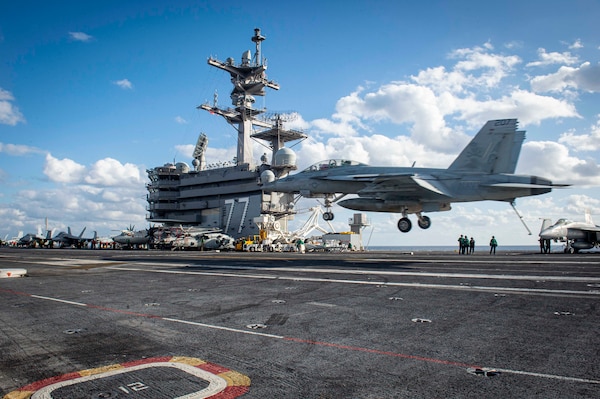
[{"left": 199, "top": 28, "right": 281, "bottom": 168}]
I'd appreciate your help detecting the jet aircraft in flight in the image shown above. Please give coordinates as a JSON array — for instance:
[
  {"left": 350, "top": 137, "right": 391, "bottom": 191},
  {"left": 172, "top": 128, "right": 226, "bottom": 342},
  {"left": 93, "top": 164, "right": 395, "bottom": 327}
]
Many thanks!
[
  {"left": 539, "top": 211, "right": 600, "bottom": 253},
  {"left": 262, "top": 119, "right": 568, "bottom": 232}
]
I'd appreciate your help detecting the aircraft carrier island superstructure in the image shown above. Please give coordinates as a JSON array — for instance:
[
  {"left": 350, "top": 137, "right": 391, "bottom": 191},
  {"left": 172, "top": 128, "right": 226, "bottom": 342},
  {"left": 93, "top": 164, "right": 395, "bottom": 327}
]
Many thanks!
[{"left": 146, "top": 28, "right": 306, "bottom": 239}]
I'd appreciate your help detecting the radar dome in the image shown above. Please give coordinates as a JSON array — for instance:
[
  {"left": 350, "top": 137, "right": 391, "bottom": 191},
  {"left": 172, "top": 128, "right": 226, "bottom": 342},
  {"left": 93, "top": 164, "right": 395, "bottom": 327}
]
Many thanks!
[
  {"left": 260, "top": 170, "right": 275, "bottom": 184},
  {"left": 175, "top": 162, "right": 190, "bottom": 173},
  {"left": 274, "top": 147, "right": 297, "bottom": 168}
]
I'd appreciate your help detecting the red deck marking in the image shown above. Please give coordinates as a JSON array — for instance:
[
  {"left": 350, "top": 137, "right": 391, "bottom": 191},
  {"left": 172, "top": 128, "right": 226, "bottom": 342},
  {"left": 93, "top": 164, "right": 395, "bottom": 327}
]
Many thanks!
[
  {"left": 5, "top": 356, "right": 250, "bottom": 398},
  {"left": 20, "top": 371, "right": 83, "bottom": 392},
  {"left": 284, "top": 336, "right": 479, "bottom": 369}
]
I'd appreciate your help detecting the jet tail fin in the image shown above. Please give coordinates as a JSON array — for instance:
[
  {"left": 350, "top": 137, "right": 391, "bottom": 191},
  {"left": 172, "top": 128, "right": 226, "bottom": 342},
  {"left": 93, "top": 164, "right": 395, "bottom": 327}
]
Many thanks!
[
  {"left": 585, "top": 209, "right": 594, "bottom": 225},
  {"left": 539, "top": 218, "right": 553, "bottom": 234},
  {"left": 448, "top": 119, "right": 525, "bottom": 174}
]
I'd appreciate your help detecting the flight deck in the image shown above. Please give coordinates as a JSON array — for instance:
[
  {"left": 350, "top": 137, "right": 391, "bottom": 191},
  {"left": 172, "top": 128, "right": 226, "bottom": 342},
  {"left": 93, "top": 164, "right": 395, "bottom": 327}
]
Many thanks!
[{"left": 1, "top": 248, "right": 599, "bottom": 398}]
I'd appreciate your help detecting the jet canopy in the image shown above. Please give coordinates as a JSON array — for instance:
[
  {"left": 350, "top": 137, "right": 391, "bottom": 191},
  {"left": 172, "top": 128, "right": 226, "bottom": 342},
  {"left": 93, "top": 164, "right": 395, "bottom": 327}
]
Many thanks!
[{"left": 303, "top": 159, "right": 367, "bottom": 172}]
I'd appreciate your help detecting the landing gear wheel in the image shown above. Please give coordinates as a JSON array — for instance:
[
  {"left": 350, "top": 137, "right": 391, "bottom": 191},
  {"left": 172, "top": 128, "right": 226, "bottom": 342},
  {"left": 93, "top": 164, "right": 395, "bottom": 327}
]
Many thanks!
[
  {"left": 398, "top": 217, "right": 412, "bottom": 233},
  {"left": 417, "top": 215, "right": 431, "bottom": 229},
  {"left": 323, "top": 212, "right": 334, "bottom": 221}
]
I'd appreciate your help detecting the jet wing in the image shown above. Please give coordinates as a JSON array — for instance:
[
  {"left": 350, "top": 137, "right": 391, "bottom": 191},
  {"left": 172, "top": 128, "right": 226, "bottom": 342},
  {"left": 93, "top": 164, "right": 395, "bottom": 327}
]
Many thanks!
[
  {"left": 356, "top": 174, "right": 452, "bottom": 199},
  {"left": 485, "top": 183, "right": 571, "bottom": 188},
  {"left": 313, "top": 174, "right": 384, "bottom": 182}
]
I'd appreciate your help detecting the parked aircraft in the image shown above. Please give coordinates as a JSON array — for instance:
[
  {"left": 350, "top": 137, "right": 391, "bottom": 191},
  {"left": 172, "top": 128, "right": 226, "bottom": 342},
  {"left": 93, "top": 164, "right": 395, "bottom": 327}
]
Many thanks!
[
  {"left": 5, "top": 232, "right": 24, "bottom": 246},
  {"left": 51, "top": 227, "right": 96, "bottom": 248},
  {"left": 18, "top": 228, "right": 52, "bottom": 248},
  {"left": 263, "top": 119, "right": 568, "bottom": 232},
  {"left": 168, "top": 229, "right": 234, "bottom": 251},
  {"left": 199, "top": 232, "right": 235, "bottom": 250},
  {"left": 112, "top": 226, "right": 153, "bottom": 249},
  {"left": 539, "top": 211, "right": 600, "bottom": 253}
]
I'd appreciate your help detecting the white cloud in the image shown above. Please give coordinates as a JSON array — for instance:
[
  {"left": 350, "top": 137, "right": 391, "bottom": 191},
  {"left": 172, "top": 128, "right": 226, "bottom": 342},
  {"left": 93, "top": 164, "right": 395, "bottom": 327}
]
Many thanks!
[
  {"left": 84, "top": 158, "right": 143, "bottom": 186},
  {"left": 568, "top": 39, "right": 583, "bottom": 50},
  {"left": 530, "top": 62, "right": 600, "bottom": 93},
  {"left": 44, "top": 154, "right": 87, "bottom": 183},
  {"left": 175, "top": 144, "right": 195, "bottom": 158},
  {"left": 558, "top": 116, "right": 600, "bottom": 151},
  {"left": 43, "top": 154, "right": 143, "bottom": 187},
  {"left": 113, "top": 79, "right": 133, "bottom": 90},
  {"left": 526, "top": 48, "right": 579, "bottom": 67},
  {"left": 462, "top": 89, "right": 579, "bottom": 125},
  {"left": 450, "top": 45, "right": 521, "bottom": 88},
  {"left": 4, "top": 184, "right": 148, "bottom": 234},
  {"left": 0, "top": 142, "right": 43, "bottom": 156},
  {"left": 69, "top": 31, "right": 93, "bottom": 42},
  {"left": 0, "top": 88, "right": 25, "bottom": 125},
  {"left": 175, "top": 116, "right": 188, "bottom": 124},
  {"left": 518, "top": 141, "right": 600, "bottom": 186}
]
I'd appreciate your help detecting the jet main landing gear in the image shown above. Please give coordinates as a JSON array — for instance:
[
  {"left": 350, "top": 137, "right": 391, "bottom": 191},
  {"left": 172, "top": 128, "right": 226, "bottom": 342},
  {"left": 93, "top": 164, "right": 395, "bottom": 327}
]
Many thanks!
[
  {"left": 398, "top": 217, "right": 412, "bottom": 232},
  {"left": 397, "top": 213, "right": 431, "bottom": 233}
]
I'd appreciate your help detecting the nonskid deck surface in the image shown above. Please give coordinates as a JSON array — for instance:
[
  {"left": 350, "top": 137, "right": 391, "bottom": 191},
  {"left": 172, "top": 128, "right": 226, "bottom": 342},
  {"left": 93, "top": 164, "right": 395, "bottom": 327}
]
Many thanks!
[{"left": 1, "top": 248, "right": 599, "bottom": 398}]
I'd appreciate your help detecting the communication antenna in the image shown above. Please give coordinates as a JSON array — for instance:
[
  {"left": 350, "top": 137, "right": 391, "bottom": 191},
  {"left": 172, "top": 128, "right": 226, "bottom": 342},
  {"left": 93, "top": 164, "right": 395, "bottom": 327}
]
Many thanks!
[
  {"left": 193, "top": 133, "right": 209, "bottom": 171},
  {"left": 259, "top": 111, "right": 299, "bottom": 127},
  {"left": 251, "top": 28, "right": 266, "bottom": 66}
]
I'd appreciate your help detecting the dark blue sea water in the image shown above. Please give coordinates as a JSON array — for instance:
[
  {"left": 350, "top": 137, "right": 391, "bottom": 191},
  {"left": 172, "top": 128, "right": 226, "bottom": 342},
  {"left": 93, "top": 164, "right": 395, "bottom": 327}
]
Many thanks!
[{"left": 365, "top": 245, "right": 541, "bottom": 253}]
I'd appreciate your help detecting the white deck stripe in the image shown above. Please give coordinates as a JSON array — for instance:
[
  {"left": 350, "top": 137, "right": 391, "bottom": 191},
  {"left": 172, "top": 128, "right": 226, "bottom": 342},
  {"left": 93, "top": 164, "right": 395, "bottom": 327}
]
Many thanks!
[
  {"left": 162, "top": 317, "right": 284, "bottom": 339},
  {"left": 109, "top": 266, "right": 600, "bottom": 297},
  {"left": 30, "top": 295, "right": 87, "bottom": 306},
  {"left": 117, "top": 262, "right": 600, "bottom": 282},
  {"left": 494, "top": 368, "right": 600, "bottom": 384}
]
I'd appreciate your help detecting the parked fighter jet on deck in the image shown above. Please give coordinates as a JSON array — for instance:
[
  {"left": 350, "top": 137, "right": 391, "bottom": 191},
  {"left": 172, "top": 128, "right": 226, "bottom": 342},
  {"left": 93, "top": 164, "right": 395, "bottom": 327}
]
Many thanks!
[
  {"left": 263, "top": 119, "right": 568, "bottom": 232},
  {"left": 539, "top": 211, "right": 600, "bottom": 253},
  {"left": 51, "top": 227, "right": 96, "bottom": 248},
  {"left": 18, "top": 227, "right": 52, "bottom": 248}
]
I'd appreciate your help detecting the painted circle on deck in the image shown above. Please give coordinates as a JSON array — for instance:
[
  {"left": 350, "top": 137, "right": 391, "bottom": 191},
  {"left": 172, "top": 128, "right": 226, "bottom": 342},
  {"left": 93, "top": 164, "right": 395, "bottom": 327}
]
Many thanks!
[{"left": 3, "top": 356, "right": 250, "bottom": 399}]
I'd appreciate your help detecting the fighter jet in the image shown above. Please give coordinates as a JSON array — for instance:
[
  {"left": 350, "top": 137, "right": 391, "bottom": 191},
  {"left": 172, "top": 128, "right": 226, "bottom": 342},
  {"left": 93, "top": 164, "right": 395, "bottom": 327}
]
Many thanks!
[
  {"left": 262, "top": 119, "right": 568, "bottom": 232},
  {"left": 539, "top": 211, "right": 600, "bottom": 253},
  {"left": 18, "top": 228, "right": 52, "bottom": 248},
  {"left": 51, "top": 227, "right": 96, "bottom": 248}
]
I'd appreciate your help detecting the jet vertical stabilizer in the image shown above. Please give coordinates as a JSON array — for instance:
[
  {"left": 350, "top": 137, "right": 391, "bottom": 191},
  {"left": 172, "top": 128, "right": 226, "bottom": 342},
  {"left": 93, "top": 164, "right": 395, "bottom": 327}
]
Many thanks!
[{"left": 448, "top": 119, "right": 525, "bottom": 174}]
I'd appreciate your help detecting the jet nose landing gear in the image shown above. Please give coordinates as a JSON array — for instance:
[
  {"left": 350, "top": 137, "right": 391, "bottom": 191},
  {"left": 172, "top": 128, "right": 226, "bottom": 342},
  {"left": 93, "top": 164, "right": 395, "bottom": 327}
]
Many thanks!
[{"left": 397, "top": 214, "right": 431, "bottom": 233}]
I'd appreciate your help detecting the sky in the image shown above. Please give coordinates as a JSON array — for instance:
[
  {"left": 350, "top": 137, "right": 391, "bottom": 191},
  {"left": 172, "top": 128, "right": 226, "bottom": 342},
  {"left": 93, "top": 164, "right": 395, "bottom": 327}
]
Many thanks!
[{"left": 1, "top": 0, "right": 599, "bottom": 246}]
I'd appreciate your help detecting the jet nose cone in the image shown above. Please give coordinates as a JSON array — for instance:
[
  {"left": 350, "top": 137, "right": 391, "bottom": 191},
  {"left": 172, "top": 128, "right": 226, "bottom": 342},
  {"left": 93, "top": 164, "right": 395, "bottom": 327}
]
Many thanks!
[{"left": 539, "top": 228, "right": 555, "bottom": 239}]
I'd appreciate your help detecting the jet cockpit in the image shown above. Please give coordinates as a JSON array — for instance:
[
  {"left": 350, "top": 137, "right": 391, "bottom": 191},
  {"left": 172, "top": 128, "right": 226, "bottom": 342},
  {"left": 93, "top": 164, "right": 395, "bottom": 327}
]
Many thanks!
[{"left": 304, "top": 159, "right": 367, "bottom": 172}]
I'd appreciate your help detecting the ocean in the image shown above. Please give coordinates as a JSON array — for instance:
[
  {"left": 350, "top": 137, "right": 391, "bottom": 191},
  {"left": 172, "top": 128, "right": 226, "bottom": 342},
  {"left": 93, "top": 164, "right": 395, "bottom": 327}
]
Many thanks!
[{"left": 366, "top": 245, "right": 544, "bottom": 253}]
